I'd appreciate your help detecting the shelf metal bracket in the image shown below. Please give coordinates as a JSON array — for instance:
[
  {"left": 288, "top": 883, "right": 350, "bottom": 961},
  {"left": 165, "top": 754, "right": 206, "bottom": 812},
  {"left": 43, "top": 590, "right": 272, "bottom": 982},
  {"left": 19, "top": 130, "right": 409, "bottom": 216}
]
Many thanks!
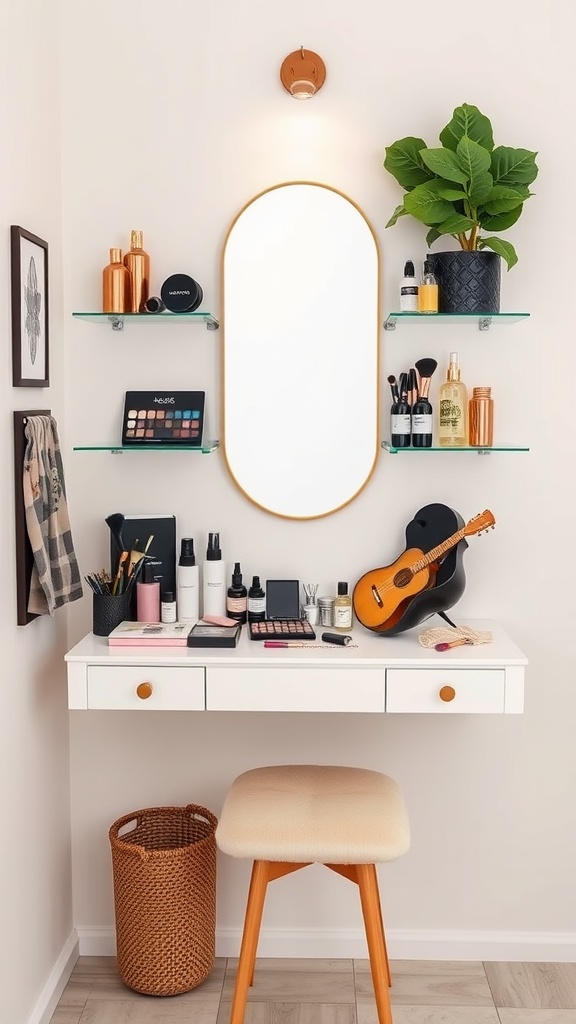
[
  {"left": 383, "top": 317, "right": 396, "bottom": 331},
  {"left": 478, "top": 317, "right": 492, "bottom": 331},
  {"left": 108, "top": 316, "right": 124, "bottom": 331},
  {"left": 204, "top": 316, "right": 220, "bottom": 331}
]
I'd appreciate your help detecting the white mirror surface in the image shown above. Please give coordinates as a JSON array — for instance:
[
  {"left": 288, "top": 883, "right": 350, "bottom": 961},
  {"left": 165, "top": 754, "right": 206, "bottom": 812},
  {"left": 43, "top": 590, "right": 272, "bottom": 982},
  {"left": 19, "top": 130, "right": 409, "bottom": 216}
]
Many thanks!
[{"left": 223, "top": 182, "right": 380, "bottom": 519}]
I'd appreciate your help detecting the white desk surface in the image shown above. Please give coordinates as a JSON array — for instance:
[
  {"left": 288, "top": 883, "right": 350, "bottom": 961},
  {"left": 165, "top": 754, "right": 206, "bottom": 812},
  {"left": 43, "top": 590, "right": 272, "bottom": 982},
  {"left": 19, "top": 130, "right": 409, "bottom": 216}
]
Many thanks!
[{"left": 65, "top": 620, "right": 527, "bottom": 669}]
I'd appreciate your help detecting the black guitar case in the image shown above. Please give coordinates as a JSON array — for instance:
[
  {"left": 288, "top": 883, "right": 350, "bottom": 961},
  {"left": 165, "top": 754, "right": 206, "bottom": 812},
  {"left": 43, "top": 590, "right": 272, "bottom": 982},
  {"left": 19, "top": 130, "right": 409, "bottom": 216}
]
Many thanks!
[{"left": 373, "top": 502, "right": 468, "bottom": 637}]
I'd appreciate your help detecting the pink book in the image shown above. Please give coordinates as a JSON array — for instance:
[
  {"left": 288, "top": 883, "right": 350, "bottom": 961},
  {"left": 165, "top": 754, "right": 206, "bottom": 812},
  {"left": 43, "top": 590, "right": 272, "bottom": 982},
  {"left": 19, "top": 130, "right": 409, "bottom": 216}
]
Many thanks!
[{"left": 107, "top": 621, "right": 192, "bottom": 646}]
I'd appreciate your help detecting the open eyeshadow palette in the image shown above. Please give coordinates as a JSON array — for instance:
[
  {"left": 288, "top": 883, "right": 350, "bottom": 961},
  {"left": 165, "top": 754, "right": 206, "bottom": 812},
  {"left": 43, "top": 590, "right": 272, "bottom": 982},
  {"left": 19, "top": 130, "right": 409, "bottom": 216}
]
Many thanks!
[
  {"left": 248, "top": 579, "right": 316, "bottom": 641},
  {"left": 122, "top": 391, "right": 205, "bottom": 446}
]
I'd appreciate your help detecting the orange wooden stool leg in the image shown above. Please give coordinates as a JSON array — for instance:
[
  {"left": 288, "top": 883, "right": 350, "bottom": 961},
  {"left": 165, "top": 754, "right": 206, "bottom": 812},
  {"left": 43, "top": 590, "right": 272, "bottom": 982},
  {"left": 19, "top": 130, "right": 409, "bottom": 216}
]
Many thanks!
[
  {"left": 356, "top": 863, "right": 394, "bottom": 1024},
  {"left": 230, "top": 860, "right": 270, "bottom": 1024}
]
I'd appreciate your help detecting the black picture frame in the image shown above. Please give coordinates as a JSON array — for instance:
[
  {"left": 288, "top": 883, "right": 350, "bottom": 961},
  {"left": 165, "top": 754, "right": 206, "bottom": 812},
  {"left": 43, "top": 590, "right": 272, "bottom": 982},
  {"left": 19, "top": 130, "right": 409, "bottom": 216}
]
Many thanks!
[{"left": 11, "top": 225, "right": 49, "bottom": 387}]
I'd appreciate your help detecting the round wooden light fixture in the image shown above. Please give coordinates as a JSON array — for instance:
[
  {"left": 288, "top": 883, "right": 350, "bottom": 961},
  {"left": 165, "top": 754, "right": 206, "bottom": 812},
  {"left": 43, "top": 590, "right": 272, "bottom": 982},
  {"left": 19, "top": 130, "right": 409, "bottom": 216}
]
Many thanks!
[{"left": 280, "top": 47, "right": 326, "bottom": 100}]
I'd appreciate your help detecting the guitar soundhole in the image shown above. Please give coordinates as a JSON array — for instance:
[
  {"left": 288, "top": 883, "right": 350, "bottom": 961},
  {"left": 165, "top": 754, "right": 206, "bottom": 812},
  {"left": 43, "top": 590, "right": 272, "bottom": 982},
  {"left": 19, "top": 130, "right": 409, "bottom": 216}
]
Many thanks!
[{"left": 394, "top": 567, "right": 413, "bottom": 589}]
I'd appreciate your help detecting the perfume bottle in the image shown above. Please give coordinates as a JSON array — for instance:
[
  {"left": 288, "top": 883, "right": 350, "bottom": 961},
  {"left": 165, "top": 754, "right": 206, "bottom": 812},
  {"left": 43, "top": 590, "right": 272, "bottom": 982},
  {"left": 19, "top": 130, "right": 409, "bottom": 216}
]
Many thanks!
[
  {"left": 123, "top": 229, "right": 150, "bottom": 312},
  {"left": 417, "top": 259, "right": 439, "bottom": 314},
  {"left": 102, "top": 248, "right": 130, "bottom": 313},
  {"left": 333, "top": 582, "right": 352, "bottom": 632},
  {"left": 438, "top": 352, "right": 468, "bottom": 446}
]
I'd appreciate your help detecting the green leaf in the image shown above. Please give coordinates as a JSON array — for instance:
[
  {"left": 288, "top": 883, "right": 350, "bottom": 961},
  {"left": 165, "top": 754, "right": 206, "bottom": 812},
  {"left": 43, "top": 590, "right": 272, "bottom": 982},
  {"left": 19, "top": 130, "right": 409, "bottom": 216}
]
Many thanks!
[
  {"left": 468, "top": 171, "right": 494, "bottom": 207},
  {"left": 491, "top": 146, "right": 539, "bottom": 186},
  {"left": 435, "top": 214, "right": 476, "bottom": 236},
  {"left": 478, "top": 236, "right": 518, "bottom": 270},
  {"left": 384, "top": 137, "right": 430, "bottom": 188},
  {"left": 435, "top": 182, "right": 468, "bottom": 201},
  {"left": 426, "top": 228, "right": 441, "bottom": 248},
  {"left": 483, "top": 185, "right": 530, "bottom": 214},
  {"left": 479, "top": 205, "right": 524, "bottom": 232},
  {"left": 439, "top": 104, "right": 494, "bottom": 153},
  {"left": 420, "top": 147, "right": 469, "bottom": 184},
  {"left": 457, "top": 136, "right": 492, "bottom": 178},
  {"left": 403, "top": 180, "right": 455, "bottom": 225},
  {"left": 385, "top": 203, "right": 408, "bottom": 228}
]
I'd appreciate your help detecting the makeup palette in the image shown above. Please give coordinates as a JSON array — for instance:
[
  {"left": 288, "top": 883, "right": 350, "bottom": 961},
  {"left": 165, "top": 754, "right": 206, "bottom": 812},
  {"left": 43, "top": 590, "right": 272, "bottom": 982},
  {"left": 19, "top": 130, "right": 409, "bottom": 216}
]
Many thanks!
[
  {"left": 248, "top": 579, "right": 316, "bottom": 641},
  {"left": 122, "top": 391, "right": 205, "bottom": 446}
]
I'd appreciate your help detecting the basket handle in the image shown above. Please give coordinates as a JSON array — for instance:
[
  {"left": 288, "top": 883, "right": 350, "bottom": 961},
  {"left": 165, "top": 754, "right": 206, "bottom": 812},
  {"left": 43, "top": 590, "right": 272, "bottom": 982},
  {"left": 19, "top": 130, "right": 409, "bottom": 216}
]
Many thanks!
[{"left": 185, "top": 804, "right": 218, "bottom": 829}]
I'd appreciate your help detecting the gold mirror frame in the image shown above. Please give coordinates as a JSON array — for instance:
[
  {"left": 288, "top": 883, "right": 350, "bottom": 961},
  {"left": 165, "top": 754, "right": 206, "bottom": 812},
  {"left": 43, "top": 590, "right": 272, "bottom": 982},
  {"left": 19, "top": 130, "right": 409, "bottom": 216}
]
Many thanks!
[{"left": 222, "top": 182, "right": 380, "bottom": 520}]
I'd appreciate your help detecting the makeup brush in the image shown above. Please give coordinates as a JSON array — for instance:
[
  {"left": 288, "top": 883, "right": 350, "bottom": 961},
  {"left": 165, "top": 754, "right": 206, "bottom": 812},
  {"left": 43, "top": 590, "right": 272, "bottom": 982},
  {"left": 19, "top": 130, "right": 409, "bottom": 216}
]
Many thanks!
[
  {"left": 414, "top": 357, "right": 438, "bottom": 400},
  {"left": 105, "top": 512, "right": 126, "bottom": 556},
  {"left": 408, "top": 367, "right": 418, "bottom": 405},
  {"left": 387, "top": 374, "right": 399, "bottom": 403},
  {"left": 412, "top": 358, "right": 438, "bottom": 448}
]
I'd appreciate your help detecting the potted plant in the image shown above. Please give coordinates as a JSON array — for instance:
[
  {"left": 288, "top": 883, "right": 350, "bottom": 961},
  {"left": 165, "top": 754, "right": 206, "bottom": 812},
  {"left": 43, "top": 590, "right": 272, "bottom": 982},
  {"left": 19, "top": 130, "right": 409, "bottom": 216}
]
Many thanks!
[{"left": 383, "top": 103, "right": 538, "bottom": 312}]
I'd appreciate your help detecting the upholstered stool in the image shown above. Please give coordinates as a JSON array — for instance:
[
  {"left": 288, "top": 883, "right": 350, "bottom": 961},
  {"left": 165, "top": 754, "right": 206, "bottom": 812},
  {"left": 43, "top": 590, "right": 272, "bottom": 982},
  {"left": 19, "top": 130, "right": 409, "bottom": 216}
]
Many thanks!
[{"left": 216, "top": 764, "right": 410, "bottom": 1024}]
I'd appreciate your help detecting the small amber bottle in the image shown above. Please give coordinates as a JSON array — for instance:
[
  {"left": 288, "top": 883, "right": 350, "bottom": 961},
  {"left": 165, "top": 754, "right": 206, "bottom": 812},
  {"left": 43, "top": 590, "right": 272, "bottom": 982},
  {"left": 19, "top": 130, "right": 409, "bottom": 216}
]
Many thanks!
[
  {"left": 418, "top": 259, "right": 439, "bottom": 314},
  {"left": 102, "top": 248, "right": 130, "bottom": 313},
  {"left": 123, "top": 230, "right": 150, "bottom": 312}
]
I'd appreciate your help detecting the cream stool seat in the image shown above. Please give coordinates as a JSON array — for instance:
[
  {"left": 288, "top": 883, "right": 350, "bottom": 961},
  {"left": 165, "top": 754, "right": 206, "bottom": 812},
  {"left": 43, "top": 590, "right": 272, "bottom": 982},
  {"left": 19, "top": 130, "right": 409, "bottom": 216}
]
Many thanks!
[{"left": 216, "top": 764, "right": 410, "bottom": 1024}]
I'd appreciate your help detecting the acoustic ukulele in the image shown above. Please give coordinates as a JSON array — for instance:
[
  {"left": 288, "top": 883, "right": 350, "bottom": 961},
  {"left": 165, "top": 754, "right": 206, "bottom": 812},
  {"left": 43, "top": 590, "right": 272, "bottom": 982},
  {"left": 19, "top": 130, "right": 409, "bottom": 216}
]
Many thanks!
[{"left": 353, "top": 510, "right": 495, "bottom": 632}]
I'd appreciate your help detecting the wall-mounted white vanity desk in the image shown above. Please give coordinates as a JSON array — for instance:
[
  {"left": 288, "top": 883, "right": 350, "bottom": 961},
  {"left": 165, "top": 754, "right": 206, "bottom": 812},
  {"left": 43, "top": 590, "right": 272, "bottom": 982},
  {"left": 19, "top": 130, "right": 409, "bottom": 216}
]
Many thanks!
[{"left": 66, "top": 620, "right": 526, "bottom": 715}]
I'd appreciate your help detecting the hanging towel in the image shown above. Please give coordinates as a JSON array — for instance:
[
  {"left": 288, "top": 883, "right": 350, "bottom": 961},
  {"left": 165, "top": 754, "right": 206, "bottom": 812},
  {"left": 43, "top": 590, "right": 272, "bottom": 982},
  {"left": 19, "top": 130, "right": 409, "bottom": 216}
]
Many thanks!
[{"left": 23, "top": 415, "right": 83, "bottom": 615}]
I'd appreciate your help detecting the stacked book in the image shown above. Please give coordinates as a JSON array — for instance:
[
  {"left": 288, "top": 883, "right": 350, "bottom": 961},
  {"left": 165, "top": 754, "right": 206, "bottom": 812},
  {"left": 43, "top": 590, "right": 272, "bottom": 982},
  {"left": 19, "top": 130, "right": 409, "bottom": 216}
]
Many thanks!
[{"left": 107, "top": 621, "right": 241, "bottom": 648}]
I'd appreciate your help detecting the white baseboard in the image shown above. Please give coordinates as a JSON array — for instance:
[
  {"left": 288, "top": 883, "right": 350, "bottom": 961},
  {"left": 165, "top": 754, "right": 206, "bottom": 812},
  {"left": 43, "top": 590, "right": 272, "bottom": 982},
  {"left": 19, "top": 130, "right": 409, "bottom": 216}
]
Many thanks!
[
  {"left": 77, "top": 924, "right": 576, "bottom": 963},
  {"left": 27, "top": 929, "right": 78, "bottom": 1024}
]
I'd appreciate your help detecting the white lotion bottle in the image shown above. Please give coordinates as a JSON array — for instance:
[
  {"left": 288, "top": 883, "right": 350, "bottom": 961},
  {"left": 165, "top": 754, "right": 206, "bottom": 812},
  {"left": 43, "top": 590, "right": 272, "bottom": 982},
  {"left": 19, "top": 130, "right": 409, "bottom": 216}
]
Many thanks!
[
  {"left": 177, "top": 537, "right": 199, "bottom": 623},
  {"left": 400, "top": 260, "right": 418, "bottom": 311},
  {"left": 203, "top": 531, "right": 226, "bottom": 617}
]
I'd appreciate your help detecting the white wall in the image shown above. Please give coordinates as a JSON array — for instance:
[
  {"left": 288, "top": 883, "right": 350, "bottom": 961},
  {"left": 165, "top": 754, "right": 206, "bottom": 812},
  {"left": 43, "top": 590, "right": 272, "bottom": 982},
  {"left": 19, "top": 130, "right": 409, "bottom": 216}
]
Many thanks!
[
  {"left": 60, "top": 0, "right": 576, "bottom": 958},
  {"left": 0, "top": 2, "right": 75, "bottom": 1022}
]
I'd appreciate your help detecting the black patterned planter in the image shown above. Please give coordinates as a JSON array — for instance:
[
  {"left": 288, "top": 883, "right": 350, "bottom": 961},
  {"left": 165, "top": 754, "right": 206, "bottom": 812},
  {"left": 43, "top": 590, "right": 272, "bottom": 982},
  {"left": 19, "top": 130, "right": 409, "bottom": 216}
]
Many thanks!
[{"left": 427, "top": 250, "right": 501, "bottom": 314}]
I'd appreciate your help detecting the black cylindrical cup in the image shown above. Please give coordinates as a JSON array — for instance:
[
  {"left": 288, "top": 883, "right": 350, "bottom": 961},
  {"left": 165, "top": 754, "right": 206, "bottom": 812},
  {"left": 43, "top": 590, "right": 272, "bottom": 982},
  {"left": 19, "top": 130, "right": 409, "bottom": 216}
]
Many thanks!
[{"left": 93, "top": 592, "right": 133, "bottom": 637}]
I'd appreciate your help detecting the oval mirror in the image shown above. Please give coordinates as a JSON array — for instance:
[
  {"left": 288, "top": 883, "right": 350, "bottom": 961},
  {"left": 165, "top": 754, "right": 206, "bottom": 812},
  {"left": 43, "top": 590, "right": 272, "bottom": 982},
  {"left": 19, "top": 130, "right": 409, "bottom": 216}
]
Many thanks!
[{"left": 222, "top": 182, "right": 380, "bottom": 519}]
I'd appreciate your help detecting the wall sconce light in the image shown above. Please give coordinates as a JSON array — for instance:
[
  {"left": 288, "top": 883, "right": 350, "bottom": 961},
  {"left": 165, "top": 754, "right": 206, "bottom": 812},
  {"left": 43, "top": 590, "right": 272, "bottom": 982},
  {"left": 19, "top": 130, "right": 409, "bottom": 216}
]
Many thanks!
[{"left": 280, "top": 47, "right": 326, "bottom": 100}]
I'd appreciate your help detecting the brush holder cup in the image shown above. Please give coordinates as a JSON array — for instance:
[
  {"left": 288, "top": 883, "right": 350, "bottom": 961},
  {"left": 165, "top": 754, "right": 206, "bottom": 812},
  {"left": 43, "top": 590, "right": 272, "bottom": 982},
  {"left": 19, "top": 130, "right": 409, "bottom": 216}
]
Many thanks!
[{"left": 93, "top": 592, "right": 133, "bottom": 637}]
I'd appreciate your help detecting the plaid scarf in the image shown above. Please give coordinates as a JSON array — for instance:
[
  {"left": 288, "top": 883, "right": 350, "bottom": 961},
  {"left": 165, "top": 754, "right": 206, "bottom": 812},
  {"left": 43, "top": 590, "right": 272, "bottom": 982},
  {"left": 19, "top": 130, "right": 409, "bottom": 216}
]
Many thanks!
[{"left": 23, "top": 415, "right": 83, "bottom": 615}]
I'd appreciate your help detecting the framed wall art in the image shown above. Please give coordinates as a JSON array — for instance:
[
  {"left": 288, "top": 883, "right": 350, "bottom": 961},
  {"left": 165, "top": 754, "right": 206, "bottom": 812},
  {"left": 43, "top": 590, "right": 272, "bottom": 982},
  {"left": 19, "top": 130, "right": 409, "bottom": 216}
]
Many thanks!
[{"left": 11, "top": 225, "right": 49, "bottom": 387}]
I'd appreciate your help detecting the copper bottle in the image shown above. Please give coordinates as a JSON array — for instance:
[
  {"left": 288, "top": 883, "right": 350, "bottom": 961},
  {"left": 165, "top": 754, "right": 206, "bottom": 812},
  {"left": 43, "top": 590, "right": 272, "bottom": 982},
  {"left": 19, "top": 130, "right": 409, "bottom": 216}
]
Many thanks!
[
  {"left": 102, "top": 248, "right": 130, "bottom": 313},
  {"left": 469, "top": 387, "right": 494, "bottom": 447},
  {"left": 123, "top": 230, "right": 150, "bottom": 312}
]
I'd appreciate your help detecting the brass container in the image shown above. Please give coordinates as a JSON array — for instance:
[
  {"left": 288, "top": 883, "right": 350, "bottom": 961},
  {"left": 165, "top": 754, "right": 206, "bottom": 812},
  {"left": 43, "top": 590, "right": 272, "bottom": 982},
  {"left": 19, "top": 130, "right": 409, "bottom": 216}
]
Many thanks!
[
  {"left": 469, "top": 386, "right": 494, "bottom": 447},
  {"left": 102, "top": 248, "right": 130, "bottom": 313},
  {"left": 123, "top": 229, "right": 150, "bottom": 312}
]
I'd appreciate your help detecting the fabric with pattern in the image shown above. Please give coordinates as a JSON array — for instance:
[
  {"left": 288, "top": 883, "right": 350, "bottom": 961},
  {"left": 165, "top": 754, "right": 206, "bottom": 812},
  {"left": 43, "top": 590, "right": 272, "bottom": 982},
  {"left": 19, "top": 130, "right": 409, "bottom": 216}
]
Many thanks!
[{"left": 23, "top": 415, "right": 83, "bottom": 615}]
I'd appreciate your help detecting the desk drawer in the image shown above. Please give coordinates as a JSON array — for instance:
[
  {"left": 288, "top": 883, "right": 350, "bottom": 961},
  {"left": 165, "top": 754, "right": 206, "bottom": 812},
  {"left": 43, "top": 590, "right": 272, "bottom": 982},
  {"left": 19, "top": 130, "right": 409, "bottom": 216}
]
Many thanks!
[
  {"left": 386, "top": 668, "right": 505, "bottom": 714},
  {"left": 206, "top": 666, "right": 385, "bottom": 712},
  {"left": 87, "top": 665, "right": 205, "bottom": 710}
]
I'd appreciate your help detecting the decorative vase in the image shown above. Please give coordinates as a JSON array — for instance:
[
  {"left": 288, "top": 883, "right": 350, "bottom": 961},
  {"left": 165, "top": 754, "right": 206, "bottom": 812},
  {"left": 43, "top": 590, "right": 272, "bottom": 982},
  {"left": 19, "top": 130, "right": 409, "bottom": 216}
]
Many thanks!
[{"left": 426, "top": 250, "right": 501, "bottom": 314}]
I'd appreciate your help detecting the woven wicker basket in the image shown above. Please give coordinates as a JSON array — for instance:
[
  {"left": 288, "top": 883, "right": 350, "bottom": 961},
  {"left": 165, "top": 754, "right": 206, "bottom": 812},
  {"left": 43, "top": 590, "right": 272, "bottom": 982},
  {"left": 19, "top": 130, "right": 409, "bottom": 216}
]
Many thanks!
[{"left": 109, "top": 804, "right": 217, "bottom": 996}]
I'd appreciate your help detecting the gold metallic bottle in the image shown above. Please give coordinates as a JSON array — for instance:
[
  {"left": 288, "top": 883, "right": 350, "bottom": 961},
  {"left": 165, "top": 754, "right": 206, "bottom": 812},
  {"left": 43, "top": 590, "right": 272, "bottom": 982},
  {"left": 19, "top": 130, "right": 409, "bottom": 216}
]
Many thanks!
[
  {"left": 469, "top": 387, "right": 494, "bottom": 447},
  {"left": 123, "top": 230, "right": 150, "bottom": 312},
  {"left": 438, "top": 351, "right": 468, "bottom": 446},
  {"left": 102, "top": 248, "right": 130, "bottom": 313}
]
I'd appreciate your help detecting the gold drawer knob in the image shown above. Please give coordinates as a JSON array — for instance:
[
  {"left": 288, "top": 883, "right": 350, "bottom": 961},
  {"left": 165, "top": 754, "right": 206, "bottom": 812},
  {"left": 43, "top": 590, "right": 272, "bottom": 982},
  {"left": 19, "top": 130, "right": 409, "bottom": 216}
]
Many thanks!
[
  {"left": 136, "top": 682, "right": 153, "bottom": 700},
  {"left": 439, "top": 685, "right": 456, "bottom": 702}
]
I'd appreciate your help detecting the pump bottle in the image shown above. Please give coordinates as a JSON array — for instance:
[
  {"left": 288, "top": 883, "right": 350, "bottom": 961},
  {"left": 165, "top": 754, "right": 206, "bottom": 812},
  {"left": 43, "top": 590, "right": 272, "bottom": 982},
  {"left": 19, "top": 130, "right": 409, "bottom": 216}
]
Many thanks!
[
  {"left": 438, "top": 352, "right": 468, "bottom": 446},
  {"left": 177, "top": 537, "right": 199, "bottom": 623},
  {"left": 123, "top": 229, "right": 150, "bottom": 312},
  {"left": 203, "top": 532, "right": 226, "bottom": 617}
]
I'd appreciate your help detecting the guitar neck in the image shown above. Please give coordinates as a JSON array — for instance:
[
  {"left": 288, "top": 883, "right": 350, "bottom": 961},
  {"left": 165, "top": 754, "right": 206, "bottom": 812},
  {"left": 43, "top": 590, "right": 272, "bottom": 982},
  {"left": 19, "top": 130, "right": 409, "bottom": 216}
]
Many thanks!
[{"left": 411, "top": 527, "right": 466, "bottom": 573}]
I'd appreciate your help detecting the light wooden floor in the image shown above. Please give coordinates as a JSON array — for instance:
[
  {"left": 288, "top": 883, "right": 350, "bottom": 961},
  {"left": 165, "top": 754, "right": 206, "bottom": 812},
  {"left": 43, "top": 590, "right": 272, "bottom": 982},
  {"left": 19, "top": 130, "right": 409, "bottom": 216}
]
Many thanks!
[{"left": 49, "top": 956, "right": 576, "bottom": 1023}]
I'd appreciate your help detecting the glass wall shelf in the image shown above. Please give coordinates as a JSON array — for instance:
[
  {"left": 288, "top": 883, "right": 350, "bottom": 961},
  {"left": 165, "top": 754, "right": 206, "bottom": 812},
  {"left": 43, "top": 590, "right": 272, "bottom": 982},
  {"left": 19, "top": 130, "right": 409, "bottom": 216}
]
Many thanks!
[
  {"left": 72, "top": 311, "right": 219, "bottom": 331},
  {"left": 73, "top": 441, "right": 220, "bottom": 454},
  {"left": 383, "top": 312, "right": 529, "bottom": 332},
  {"left": 382, "top": 441, "right": 529, "bottom": 455}
]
